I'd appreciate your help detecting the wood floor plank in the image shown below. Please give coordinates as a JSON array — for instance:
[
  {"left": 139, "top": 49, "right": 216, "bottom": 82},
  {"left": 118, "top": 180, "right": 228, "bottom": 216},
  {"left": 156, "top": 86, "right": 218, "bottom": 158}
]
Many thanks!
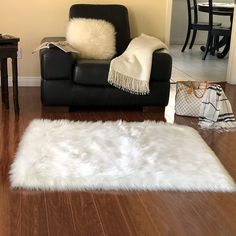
[
  {"left": 0, "top": 184, "right": 10, "bottom": 236},
  {"left": 206, "top": 132, "right": 236, "bottom": 180},
  {"left": 139, "top": 191, "right": 236, "bottom": 236},
  {"left": 137, "top": 192, "right": 184, "bottom": 236},
  {"left": 20, "top": 191, "right": 49, "bottom": 236},
  {"left": 202, "top": 193, "right": 236, "bottom": 235},
  {"left": 117, "top": 192, "right": 159, "bottom": 236},
  {"left": 10, "top": 190, "right": 22, "bottom": 236},
  {"left": 92, "top": 192, "right": 132, "bottom": 236},
  {"left": 0, "top": 86, "right": 236, "bottom": 235},
  {"left": 69, "top": 192, "right": 105, "bottom": 236},
  {"left": 44, "top": 192, "right": 77, "bottom": 236}
]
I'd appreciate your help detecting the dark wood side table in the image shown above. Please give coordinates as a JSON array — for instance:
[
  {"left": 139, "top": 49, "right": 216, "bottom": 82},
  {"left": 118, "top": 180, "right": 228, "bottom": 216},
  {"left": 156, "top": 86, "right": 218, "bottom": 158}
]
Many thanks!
[{"left": 0, "top": 35, "right": 20, "bottom": 114}]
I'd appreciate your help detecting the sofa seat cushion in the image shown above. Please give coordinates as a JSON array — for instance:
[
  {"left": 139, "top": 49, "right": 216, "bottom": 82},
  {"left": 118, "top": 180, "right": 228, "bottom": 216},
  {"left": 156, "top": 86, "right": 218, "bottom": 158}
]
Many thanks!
[
  {"left": 73, "top": 51, "right": 172, "bottom": 86},
  {"left": 73, "top": 59, "right": 111, "bottom": 86}
]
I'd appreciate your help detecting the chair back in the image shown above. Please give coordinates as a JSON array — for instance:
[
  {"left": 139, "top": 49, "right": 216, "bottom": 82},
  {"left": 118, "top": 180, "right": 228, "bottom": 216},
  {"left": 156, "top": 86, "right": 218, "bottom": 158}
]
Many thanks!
[
  {"left": 186, "top": 0, "right": 199, "bottom": 25},
  {"left": 208, "top": 0, "right": 214, "bottom": 29},
  {"left": 69, "top": 4, "right": 131, "bottom": 56},
  {"left": 207, "top": 0, "right": 232, "bottom": 30}
]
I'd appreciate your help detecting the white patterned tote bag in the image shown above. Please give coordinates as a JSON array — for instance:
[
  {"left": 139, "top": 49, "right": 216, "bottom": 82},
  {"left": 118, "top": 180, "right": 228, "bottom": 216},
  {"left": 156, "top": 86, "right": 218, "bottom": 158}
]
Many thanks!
[{"left": 175, "top": 81, "right": 208, "bottom": 117}]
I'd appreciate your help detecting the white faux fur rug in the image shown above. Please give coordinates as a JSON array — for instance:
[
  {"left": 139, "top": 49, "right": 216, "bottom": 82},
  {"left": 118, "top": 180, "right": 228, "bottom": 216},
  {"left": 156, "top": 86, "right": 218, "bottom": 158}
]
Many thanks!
[{"left": 10, "top": 120, "right": 236, "bottom": 192}]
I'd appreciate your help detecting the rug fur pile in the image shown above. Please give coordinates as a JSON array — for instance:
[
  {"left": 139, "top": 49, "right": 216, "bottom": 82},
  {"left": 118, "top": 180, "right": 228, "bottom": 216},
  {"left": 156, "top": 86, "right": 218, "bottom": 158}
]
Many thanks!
[{"left": 10, "top": 120, "right": 236, "bottom": 192}]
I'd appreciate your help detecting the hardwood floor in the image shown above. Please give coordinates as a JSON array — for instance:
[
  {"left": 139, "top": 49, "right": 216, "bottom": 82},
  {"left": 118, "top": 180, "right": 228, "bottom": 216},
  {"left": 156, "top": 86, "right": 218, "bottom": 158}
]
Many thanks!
[{"left": 0, "top": 85, "right": 236, "bottom": 236}]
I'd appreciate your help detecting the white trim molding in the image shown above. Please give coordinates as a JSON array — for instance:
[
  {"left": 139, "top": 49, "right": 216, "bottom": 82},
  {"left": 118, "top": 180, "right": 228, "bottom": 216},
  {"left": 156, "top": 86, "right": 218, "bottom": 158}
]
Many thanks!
[
  {"left": 0, "top": 77, "right": 41, "bottom": 87},
  {"left": 227, "top": 5, "right": 236, "bottom": 84},
  {"left": 165, "top": 0, "right": 173, "bottom": 46}
]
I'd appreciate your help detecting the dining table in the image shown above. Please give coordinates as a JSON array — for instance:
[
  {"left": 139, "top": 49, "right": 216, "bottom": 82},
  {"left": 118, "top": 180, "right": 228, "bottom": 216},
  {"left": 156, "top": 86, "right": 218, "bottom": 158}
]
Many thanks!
[
  {"left": 198, "top": 2, "right": 235, "bottom": 58},
  {"left": 198, "top": 2, "right": 234, "bottom": 15}
]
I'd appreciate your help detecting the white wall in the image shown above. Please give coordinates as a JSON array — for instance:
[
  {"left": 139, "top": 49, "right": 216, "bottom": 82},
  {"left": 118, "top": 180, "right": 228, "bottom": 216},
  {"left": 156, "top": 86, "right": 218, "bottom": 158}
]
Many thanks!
[
  {"left": 0, "top": 0, "right": 168, "bottom": 79},
  {"left": 170, "top": 0, "right": 233, "bottom": 45}
]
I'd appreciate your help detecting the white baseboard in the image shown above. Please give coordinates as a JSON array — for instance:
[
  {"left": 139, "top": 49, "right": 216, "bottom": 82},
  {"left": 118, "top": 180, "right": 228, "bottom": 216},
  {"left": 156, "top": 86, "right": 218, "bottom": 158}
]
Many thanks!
[{"left": 0, "top": 77, "right": 41, "bottom": 87}]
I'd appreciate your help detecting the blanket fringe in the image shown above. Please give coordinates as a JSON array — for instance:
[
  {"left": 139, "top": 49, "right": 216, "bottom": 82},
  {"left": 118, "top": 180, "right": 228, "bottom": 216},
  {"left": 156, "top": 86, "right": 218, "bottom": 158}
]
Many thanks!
[
  {"left": 199, "top": 122, "right": 236, "bottom": 133},
  {"left": 108, "top": 70, "right": 150, "bottom": 95},
  {"left": 199, "top": 127, "right": 236, "bottom": 133}
]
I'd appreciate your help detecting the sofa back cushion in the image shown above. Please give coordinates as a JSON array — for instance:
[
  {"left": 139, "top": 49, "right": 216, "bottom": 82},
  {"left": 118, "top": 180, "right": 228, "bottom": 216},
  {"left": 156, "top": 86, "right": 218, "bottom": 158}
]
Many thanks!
[{"left": 69, "top": 4, "right": 130, "bottom": 56}]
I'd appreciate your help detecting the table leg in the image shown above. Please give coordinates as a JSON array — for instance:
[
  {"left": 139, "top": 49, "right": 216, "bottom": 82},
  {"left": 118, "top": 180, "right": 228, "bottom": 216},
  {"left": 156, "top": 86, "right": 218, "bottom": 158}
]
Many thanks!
[
  {"left": 12, "top": 57, "right": 19, "bottom": 114},
  {"left": 1, "top": 58, "right": 9, "bottom": 109}
]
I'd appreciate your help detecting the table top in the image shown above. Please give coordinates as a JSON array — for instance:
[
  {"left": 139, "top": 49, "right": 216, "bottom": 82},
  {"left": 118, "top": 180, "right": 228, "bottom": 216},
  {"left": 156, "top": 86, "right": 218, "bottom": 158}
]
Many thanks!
[
  {"left": 0, "top": 35, "right": 20, "bottom": 44},
  {"left": 198, "top": 2, "right": 234, "bottom": 12}
]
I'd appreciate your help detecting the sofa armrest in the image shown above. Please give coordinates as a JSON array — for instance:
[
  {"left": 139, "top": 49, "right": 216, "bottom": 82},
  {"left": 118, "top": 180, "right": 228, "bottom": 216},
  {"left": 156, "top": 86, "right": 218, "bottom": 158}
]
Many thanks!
[
  {"left": 40, "top": 37, "right": 76, "bottom": 80},
  {"left": 150, "top": 49, "right": 172, "bottom": 82}
]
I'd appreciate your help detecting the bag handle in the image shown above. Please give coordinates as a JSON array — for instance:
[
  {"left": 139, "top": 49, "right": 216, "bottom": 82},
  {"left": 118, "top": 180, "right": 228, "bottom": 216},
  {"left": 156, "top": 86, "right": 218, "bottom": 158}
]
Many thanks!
[{"left": 187, "top": 81, "right": 208, "bottom": 99}]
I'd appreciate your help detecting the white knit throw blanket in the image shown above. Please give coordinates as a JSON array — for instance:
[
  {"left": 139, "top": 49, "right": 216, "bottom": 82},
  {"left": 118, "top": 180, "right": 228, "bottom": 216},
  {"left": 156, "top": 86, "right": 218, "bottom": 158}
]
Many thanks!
[
  {"left": 108, "top": 34, "right": 168, "bottom": 95},
  {"left": 199, "top": 84, "right": 236, "bottom": 130}
]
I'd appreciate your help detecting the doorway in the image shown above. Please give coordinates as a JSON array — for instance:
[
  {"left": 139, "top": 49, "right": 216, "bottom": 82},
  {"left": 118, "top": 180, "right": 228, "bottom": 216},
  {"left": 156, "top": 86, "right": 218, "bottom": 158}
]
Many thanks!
[{"left": 166, "top": 0, "right": 233, "bottom": 83}]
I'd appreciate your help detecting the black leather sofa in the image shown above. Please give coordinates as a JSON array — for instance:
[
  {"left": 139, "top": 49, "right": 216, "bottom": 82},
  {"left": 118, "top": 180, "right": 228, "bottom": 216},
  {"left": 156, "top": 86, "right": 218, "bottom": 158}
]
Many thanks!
[{"left": 40, "top": 4, "right": 172, "bottom": 108}]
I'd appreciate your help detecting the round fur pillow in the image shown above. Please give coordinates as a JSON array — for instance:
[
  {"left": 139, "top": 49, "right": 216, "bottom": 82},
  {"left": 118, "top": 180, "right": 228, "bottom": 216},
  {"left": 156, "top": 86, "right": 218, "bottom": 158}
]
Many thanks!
[{"left": 66, "top": 18, "right": 116, "bottom": 60}]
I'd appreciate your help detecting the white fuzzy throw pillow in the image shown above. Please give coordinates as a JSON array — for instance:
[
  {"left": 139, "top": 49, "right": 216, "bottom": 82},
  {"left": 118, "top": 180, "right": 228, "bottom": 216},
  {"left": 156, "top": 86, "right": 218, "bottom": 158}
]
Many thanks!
[{"left": 66, "top": 18, "right": 116, "bottom": 60}]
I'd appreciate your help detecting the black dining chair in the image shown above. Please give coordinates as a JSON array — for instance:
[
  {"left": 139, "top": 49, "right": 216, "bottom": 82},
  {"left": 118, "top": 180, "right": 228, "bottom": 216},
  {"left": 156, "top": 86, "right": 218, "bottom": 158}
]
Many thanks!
[
  {"left": 202, "top": 0, "right": 232, "bottom": 60},
  {"left": 181, "top": 0, "right": 221, "bottom": 52}
]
